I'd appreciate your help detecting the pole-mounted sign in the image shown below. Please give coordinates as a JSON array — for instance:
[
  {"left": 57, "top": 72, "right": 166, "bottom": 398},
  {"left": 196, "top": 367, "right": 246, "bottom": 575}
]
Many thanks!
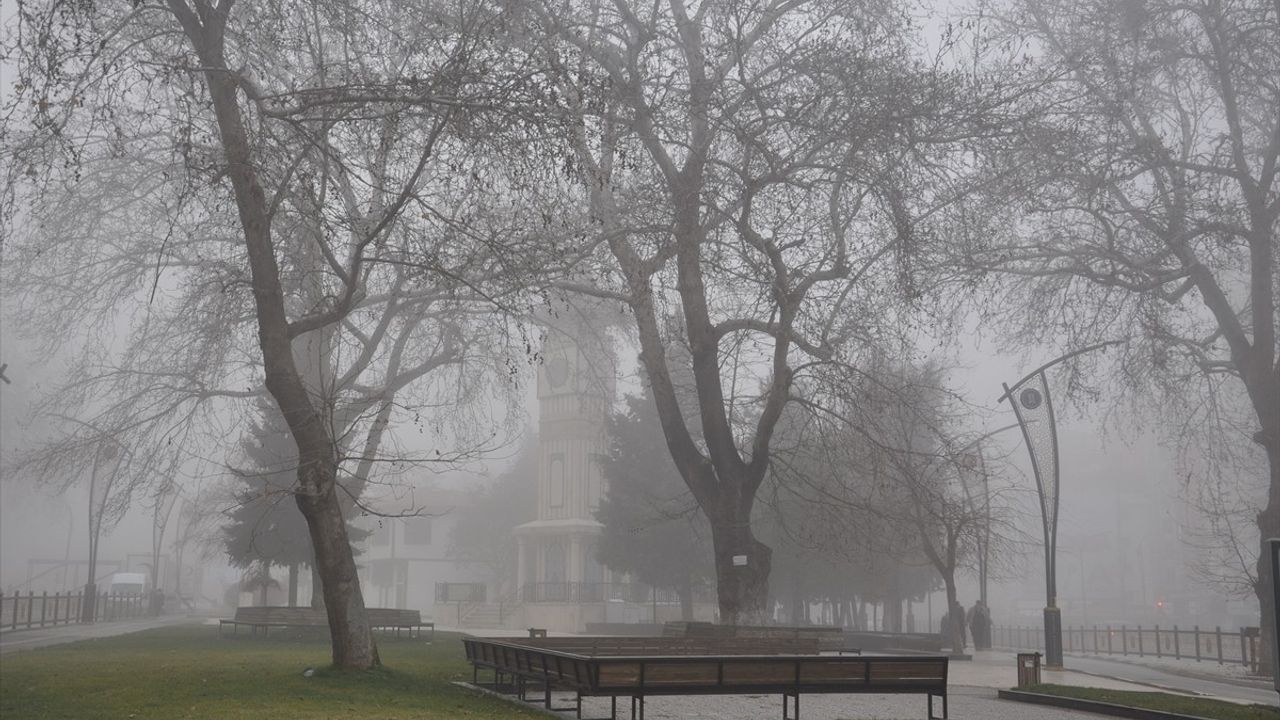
[{"left": 999, "top": 340, "right": 1124, "bottom": 669}]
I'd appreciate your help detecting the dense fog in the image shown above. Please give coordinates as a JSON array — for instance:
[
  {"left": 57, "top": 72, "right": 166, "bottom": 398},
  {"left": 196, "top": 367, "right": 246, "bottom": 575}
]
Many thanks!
[{"left": 0, "top": 0, "right": 1274, "bottom": 680}]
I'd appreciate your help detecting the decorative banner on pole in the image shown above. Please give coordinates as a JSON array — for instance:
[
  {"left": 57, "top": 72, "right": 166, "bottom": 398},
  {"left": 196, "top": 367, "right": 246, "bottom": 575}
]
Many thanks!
[
  {"left": 999, "top": 339, "right": 1125, "bottom": 669},
  {"left": 1002, "top": 370, "right": 1060, "bottom": 600}
]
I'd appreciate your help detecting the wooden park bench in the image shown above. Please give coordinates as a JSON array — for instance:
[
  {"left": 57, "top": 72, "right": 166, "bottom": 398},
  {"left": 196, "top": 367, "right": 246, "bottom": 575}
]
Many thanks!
[
  {"left": 218, "top": 606, "right": 326, "bottom": 636},
  {"left": 463, "top": 635, "right": 948, "bottom": 720},
  {"left": 367, "top": 608, "right": 434, "bottom": 640},
  {"left": 219, "top": 606, "right": 433, "bottom": 640}
]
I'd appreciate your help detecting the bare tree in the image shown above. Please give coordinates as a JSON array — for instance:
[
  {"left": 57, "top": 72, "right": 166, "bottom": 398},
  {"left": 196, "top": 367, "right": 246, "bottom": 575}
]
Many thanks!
[
  {"left": 3, "top": 0, "right": 554, "bottom": 668},
  {"left": 962, "top": 0, "right": 1279, "bottom": 669},
  {"left": 519, "top": 0, "right": 976, "bottom": 623}
]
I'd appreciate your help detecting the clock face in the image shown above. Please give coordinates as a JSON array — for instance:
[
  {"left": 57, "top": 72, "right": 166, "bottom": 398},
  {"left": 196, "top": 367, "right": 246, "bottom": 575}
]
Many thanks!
[
  {"left": 546, "top": 355, "right": 570, "bottom": 388},
  {"left": 1019, "top": 387, "right": 1043, "bottom": 410}
]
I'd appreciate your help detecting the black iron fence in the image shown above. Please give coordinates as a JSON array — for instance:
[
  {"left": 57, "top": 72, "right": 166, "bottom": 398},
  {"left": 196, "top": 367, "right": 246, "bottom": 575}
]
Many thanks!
[
  {"left": 993, "top": 623, "right": 1262, "bottom": 672},
  {"left": 0, "top": 590, "right": 148, "bottom": 631}
]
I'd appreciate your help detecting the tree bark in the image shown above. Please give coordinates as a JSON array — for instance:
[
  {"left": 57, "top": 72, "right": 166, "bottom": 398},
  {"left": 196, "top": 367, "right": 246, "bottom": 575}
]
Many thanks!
[
  {"left": 886, "top": 594, "right": 903, "bottom": 633},
  {"left": 709, "top": 518, "right": 772, "bottom": 625},
  {"left": 789, "top": 571, "right": 804, "bottom": 625},
  {"left": 943, "top": 575, "right": 965, "bottom": 652},
  {"left": 310, "top": 561, "right": 325, "bottom": 611},
  {"left": 1253, "top": 425, "right": 1280, "bottom": 676},
  {"left": 296, "top": 469, "right": 377, "bottom": 668},
  {"left": 287, "top": 563, "right": 299, "bottom": 608},
  {"left": 679, "top": 574, "right": 694, "bottom": 622}
]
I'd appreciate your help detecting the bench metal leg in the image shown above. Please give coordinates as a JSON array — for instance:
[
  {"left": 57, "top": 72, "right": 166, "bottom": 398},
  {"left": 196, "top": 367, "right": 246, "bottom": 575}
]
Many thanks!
[
  {"left": 928, "top": 692, "right": 947, "bottom": 720},
  {"left": 570, "top": 693, "right": 619, "bottom": 720},
  {"left": 783, "top": 693, "right": 799, "bottom": 720},
  {"left": 629, "top": 695, "right": 644, "bottom": 720}
]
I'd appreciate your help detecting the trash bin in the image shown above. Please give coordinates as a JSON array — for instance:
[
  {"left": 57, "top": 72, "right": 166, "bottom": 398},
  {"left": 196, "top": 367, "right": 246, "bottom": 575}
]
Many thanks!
[{"left": 1016, "top": 652, "right": 1041, "bottom": 688}]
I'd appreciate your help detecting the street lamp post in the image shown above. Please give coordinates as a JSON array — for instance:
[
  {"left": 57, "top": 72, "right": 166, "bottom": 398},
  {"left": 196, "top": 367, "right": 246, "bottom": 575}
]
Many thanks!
[
  {"left": 82, "top": 442, "right": 119, "bottom": 622},
  {"left": 956, "top": 423, "right": 1021, "bottom": 609},
  {"left": 999, "top": 340, "right": 1123, "bottom": 669}
]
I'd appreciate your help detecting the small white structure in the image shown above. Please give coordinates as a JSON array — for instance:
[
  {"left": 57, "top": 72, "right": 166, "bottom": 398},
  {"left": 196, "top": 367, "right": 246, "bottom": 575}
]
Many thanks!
[{"left": 108, "top": 572, "right": 147, "bottom": 594}]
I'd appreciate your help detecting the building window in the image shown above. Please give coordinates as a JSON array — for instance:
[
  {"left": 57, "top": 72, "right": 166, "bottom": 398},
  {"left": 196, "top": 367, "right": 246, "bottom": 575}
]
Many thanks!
[
  {"left": 404, "top": 517, "right": 432, "bottom": 545},
  {"left": 549, "top": 454, "right": 565, "bottom": 508}
]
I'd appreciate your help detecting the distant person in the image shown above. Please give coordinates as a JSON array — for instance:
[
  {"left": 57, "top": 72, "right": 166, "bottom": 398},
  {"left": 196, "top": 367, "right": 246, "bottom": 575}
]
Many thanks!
[
  {"left": 970, "top": 601, "right": 991, "bottom": 649},
  {"left": 150, "top": 588, "right": 165, "bottom": 616}
]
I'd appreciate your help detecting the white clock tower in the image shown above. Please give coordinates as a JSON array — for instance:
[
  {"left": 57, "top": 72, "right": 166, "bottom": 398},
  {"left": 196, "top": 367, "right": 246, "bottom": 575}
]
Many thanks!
[{"left": 513, "top": 325, "right": 614, "bottom": 627}]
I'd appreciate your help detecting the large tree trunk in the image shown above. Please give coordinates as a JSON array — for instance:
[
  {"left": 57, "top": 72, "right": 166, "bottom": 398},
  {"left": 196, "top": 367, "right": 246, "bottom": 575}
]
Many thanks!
[
  {"left": 1253, "top": 434, "right": 1280, "bottom": 676},
  {"left": 295, "top": 460, "right": 378, "bottom": 669},
  {"left": 1248, "top": 361, "right": 1280, "bottom": 676},
  {"left": 167, "top": 0, "right": 377, "bottom": 670},
  {"left": 943, "top": 575, "right": 965, "bottom": 652},
  {"left": 709, "top": 517, "right": 772, "bottom": 625},
  {"left": 310, "top": 561, "right": 326, "bottom": 611},
  {"left": 788, "top": 571, "right": 805, "bottom": 625},
  {"left": 885, "top": 594, "right": 903, "bottom": 633},
  {"left": 287, "top": 563, "right": 299, "bottom": 607},
  {"left": 679, "top": 574, "right": 694, "bottom": 622}
]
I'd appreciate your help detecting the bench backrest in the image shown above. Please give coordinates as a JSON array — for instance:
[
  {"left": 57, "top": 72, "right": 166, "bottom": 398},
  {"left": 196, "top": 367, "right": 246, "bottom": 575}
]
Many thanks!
[
  {"left": 593, "top": 655, "right": 948, "bottom": 692},
  {"left": 366, "top": 608, "right": 422, "bottom": 626},
  {"left": 465, "top": 635, "right": 947, "bottom": 696},
  {"left": 233, "top": 606, "right": 326, "bottom": 625}
]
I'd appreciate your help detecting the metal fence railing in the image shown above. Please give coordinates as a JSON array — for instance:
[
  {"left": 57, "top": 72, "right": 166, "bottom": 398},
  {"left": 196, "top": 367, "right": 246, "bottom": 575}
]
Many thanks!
[
  {"left": 0, "top": 590, "right": 148, "bottom": 631},
  {"left": 992, "top": 624, "right": 1262, "bottom": 673}
]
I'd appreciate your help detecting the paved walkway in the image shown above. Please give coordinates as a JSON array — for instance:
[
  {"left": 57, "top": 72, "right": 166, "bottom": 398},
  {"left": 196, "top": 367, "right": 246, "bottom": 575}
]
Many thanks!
[
  {"left": 1057, "top": 653, "right": 1277, "bottom": 706},
  {"left": 0, "top": 614, "right": 199, "bottom": 654},
  {"left": 501, "top": 685, "right": 1113, "bottom": 720}
]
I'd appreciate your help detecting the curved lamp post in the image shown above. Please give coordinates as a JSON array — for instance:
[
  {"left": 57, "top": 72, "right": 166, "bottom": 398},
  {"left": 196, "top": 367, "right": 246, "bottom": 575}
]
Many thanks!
[
  {"left": 82, "top": 441, "right": 121, "bottom": 621},
  {"left": 955, "top": 423, "right": 1021, "bottom": 609},
  {"left": 999, "top": 340, "right": 1124, "bottom": 668},
  {"left": 55, "top": 415, "right": 133, "bottom": 623}
]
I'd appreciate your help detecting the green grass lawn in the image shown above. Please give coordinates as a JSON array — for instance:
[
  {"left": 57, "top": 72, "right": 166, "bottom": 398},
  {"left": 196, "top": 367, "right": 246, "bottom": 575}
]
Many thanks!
[
  {"left": 0, "top": 624, "right": 548, "bottom": 719},
  {"left": 1025, "top": 683, "right": 1280, "bottom": 720}
]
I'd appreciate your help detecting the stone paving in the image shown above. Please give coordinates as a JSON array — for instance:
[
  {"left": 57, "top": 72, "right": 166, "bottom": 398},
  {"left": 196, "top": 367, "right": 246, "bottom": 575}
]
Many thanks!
[{"left": 512, "top": 685, "right": 1107, "bottom": 720}]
